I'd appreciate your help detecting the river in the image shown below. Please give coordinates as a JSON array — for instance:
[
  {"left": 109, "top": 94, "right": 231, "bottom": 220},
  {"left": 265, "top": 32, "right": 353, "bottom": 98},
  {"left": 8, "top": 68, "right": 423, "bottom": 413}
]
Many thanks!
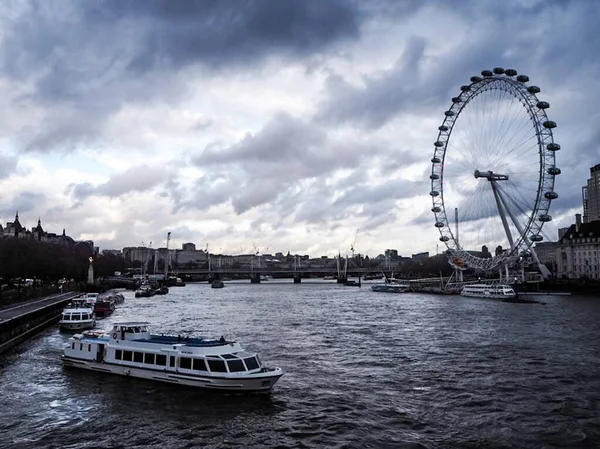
[{"left": 0, "top": 281, "right": 598, "bottom": 448}]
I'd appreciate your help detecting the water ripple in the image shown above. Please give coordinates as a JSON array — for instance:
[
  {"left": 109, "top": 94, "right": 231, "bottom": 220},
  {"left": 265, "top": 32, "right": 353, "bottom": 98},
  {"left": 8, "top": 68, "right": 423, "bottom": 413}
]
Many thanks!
[{"left": 0, "top": 282, "right": 599, "bottom": 448}]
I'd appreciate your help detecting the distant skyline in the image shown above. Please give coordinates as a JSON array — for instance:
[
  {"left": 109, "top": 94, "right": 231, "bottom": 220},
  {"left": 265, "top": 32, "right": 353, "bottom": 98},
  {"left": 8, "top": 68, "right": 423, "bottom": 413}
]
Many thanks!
[{"left": 0, "top": 1, "right": 598, "bottom": 258}]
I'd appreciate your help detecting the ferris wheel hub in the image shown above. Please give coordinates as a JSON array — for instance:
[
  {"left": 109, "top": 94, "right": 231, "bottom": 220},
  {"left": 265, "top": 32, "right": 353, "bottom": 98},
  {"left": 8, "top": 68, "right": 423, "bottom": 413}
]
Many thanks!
[{"left": 473, "top": 169, "right": 509, "bottom": 181}]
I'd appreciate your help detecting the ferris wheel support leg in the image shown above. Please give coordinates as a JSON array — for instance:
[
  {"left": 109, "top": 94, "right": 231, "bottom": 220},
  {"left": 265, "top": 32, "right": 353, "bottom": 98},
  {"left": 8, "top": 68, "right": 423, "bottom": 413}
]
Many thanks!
[
  {"left": 491, "top": 181, "right": 515, "bottom": 250},
  {"left": 495, "top": 186, "right": 551, "bottom": 280}
]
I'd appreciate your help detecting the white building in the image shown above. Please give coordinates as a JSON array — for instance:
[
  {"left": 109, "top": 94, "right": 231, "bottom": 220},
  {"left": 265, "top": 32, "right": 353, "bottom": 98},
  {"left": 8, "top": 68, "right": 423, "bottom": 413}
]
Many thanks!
[{"left": 556, "top": 214, "right": 600, "bottom": 279}]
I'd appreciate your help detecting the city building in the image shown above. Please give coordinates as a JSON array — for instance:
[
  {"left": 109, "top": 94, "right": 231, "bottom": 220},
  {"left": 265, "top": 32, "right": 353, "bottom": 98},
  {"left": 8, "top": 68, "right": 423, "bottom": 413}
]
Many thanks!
[
  {"left": 0, "top": 212, "right": 87, "bottom": 248},
  {"left": 556, "top": 214, "right": 600, "bottom": 279},
  {"left": 582, "top": 163, "right": 600, "bottom": 223},
  {"left": 411, "top": 252, "right": 429, "bottom": 260},
  {"left": 533, "top": 241, "right": 559, "bottom": 276}
]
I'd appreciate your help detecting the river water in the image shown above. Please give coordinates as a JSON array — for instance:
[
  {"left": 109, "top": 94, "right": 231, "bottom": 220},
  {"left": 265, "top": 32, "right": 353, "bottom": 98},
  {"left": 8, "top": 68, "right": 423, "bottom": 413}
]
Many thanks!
[{"left": 0, "top": 281, "right": 599, "bottom": 449}]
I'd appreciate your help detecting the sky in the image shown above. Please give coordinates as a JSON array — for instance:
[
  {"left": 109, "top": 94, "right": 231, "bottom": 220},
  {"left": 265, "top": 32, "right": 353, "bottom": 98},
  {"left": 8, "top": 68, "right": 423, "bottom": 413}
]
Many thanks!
[{"left": 0, "top": 0, "right": 598, "bottom": 258}]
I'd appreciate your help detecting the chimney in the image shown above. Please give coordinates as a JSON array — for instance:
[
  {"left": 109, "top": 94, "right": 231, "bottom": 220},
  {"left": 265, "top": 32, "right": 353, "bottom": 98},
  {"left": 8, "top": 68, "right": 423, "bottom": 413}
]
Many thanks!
[{"left": 576, "top": 213, "right": 582, "bottom": 232}]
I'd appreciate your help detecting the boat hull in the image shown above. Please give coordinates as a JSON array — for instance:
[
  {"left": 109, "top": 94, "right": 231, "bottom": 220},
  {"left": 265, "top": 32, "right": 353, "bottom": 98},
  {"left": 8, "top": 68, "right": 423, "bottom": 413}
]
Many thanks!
[
  {"left": 59, "top": 320, "right": 95, "bottom": 331},
  {"left": 61, "top": 357, "right": 283, "bottom": 392}
]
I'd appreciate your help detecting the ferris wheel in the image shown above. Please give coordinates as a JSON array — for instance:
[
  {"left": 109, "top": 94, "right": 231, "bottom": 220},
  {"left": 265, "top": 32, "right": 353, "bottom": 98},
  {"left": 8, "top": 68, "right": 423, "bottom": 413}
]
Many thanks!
[{"left": 430, "top": 67, "right": 560, "bottom": 275}]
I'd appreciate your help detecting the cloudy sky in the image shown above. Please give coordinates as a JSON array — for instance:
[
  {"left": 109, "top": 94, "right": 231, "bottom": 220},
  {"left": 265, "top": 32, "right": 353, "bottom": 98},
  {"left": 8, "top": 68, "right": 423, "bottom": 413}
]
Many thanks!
[{"left": 0, "top": 0, "right": 598, "bottom": 258}]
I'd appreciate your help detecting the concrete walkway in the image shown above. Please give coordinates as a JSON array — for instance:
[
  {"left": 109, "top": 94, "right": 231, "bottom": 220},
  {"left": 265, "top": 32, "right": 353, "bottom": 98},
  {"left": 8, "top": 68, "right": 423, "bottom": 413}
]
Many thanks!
[{"left": 0, "top": 292, "right": 81, "bottom": 323}]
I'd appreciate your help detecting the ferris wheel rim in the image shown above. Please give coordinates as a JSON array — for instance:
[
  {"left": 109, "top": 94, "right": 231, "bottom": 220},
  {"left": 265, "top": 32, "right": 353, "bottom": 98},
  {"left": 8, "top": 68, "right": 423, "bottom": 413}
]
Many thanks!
[{"left": 430, "top": 68, "right": 559, "bottom": 271}]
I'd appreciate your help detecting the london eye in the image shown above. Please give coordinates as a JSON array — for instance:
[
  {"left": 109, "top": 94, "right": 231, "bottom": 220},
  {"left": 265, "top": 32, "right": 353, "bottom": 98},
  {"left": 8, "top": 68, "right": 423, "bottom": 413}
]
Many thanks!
[{"left": 430, "top": 67, "right": 560, "bottom": 276}]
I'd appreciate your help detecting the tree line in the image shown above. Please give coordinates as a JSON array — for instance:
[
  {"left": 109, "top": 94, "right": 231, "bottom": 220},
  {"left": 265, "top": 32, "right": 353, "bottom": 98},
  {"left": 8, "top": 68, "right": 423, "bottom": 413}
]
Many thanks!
[{"left": 0, "top": 239, "right": 126, "bottom": 282}]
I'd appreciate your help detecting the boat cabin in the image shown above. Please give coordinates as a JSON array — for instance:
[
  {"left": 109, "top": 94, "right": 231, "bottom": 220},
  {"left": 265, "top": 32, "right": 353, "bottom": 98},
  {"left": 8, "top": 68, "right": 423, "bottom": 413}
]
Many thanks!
[{"left": 110, "top": 323, "right": 151, "bottom": 341}]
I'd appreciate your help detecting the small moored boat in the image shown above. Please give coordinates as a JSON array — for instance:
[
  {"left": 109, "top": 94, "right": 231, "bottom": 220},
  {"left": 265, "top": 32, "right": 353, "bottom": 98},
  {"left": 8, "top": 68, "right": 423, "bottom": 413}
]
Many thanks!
[
  {"left": 460, "top": 283, "right": 517, "bottom": 299},
  {"left": 62, "top": 322, "right": 283, "bottom": 392},
  {"left": 371, "top": 282, "right": 410, "bottom": 293},
  {"left": 59, "top": 299, "right": 96, "bottom": 331}
]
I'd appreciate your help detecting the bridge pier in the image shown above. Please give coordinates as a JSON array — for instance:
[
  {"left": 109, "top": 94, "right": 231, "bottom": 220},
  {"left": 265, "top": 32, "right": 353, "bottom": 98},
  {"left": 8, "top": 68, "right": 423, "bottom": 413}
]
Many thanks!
[
  {"left": 250, "top": 273, "right": 261, "bottom": 284},
  {"left": 293, "top": 273, "right": 301, "bottom": 284}
]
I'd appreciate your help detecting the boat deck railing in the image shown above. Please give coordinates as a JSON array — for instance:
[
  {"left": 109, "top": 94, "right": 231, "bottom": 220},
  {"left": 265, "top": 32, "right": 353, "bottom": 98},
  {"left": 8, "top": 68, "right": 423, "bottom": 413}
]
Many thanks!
[{"left": 135, "top": 335, "right": 229, "bottom": 347}]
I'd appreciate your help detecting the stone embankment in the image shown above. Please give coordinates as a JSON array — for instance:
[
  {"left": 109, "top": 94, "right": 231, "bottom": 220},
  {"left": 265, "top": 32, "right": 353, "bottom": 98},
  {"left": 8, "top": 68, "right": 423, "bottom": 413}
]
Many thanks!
[{"left": 0, "top": 292, "right": 80, "bottom": 355}]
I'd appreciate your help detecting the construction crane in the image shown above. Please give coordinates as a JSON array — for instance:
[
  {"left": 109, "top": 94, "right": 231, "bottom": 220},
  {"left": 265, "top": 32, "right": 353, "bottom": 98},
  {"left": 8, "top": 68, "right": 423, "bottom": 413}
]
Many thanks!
[
  {"left": 163, "top": 232, "right": 171, "bottom": 278},
  {"left": 350, "top": 228, "right": 360, "bottom": 259}
]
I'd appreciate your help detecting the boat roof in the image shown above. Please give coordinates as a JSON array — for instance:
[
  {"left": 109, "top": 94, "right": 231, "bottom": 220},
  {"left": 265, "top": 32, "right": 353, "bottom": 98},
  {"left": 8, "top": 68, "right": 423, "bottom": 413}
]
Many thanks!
[{"left": 113, "top": 321, "right": 151, "bottom": 326}]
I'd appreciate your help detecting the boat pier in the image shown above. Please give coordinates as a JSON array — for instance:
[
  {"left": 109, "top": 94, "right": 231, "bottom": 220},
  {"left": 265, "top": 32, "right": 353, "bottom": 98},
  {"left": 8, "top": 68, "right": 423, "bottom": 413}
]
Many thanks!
[{"left": 0, "top": 292, "right": 80, "bottom": 355}]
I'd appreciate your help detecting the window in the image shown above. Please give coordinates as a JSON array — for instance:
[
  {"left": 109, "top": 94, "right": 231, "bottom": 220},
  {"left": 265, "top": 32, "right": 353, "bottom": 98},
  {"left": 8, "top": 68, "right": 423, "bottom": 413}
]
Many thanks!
[
  {"left": 221, "top": 354, "right": 237, "bottom": 359},
  {"left": 193, "top": 359, "right": 207, "bottom": 371},
  {"left": 145, "top": 353, "right": 155, "bottom": 364},
  {"left": 227, "top": 359, "right": 246, "bottom": 372},
  {"left": 207, "top": 359, "right": 227, "bottom": 373},
  {"left": 115, "top": 349, "right": 122, "bottom": 360},
  {"left": 169, "top": 357, "right": 175, "bottom": 368},
  {"left": 156, "top": 354, "right": 167, "bottom": 366},
  {"left": 123, "top": 351, "right": 133, "bottom": 362},
  {"left": 71, "top": 342, "right": 75, "bottom": 349},
  {"left": 133, "top": 352, "right": 144, "bottom": 363},
  {"left": 80, "top": 343, "right": 83, "bottom": 351},
  {"left": 180, "top": 357, "right": 192, "bottom": 369}
]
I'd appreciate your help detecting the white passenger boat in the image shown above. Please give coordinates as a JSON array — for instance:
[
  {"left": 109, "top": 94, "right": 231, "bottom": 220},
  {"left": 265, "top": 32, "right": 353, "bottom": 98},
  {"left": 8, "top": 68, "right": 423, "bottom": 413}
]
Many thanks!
[
  {"left": 84, "top": 292, "right": 99, "bottom": 305},
  {"left": 62, "top": 322, "right": 284, "bottom": 392},
  {"left": 58, "top": 299, "right": 96, "bottom": 331},
  {"left": 460, "top": 283, "right": 517, "bottom": 299},
  {"left": 371, "top": 282, "right": 410, "bottom": 293}
]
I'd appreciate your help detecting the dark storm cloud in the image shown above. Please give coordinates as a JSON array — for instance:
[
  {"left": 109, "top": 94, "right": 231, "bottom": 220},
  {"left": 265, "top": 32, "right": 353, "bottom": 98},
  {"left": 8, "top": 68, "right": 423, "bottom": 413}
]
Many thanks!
[
  {"left": 91, "top": 0, "right": 363, "bottom": 72},
  {"left": 0, "top": 0, "right": 373, "bottom": 152},
  {"left": 67, "top": 165, "right": 168, "bottom": 202},
  {"left": 317, "top": 1, "right": 600, "bottom": 130},
  {"left": 0, "top": 192, "right": 46, "bottom": 219}
]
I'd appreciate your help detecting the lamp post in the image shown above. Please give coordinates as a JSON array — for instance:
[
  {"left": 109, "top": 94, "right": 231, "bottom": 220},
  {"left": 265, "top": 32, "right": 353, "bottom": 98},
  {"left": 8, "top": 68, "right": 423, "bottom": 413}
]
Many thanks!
[{"left": 87, "top": 257, "right": 94, "bottom": 284}]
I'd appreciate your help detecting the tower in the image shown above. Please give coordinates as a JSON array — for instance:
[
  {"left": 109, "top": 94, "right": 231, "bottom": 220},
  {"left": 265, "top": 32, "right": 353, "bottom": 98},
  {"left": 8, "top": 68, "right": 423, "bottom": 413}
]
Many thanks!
[{"left": 582, "top": 164, "right": 600, "bottom": 223}]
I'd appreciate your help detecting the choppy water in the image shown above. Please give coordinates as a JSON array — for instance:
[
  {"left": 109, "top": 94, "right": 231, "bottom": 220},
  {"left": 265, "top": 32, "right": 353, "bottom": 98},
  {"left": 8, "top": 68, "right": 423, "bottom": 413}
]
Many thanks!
[{"left": 1, "top": 281, "right": 599, "bottom": 449}]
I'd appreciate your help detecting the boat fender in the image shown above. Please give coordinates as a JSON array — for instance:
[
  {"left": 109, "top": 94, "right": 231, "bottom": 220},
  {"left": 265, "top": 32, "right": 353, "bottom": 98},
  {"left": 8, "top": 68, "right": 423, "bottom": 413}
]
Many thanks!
[{"left": 112, "top": 332, "right": 118, "bottom": 339}]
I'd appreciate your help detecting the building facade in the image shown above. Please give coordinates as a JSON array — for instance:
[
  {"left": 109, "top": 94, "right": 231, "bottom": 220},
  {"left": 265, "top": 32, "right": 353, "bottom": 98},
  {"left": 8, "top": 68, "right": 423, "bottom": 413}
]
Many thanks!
[
  {"left": 582, "top": 163, "right": 600, "bottom": 223},
  {"left": 556, "top": 215, "right": 600, "bottom": 279},
  {"left": 0, "top": 212, "right": 85, "bottom": 247}
]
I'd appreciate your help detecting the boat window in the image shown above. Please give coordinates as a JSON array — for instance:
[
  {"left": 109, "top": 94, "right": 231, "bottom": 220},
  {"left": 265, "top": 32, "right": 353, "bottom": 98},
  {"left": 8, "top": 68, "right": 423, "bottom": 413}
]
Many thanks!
[
  {"left": 156, "top": 354, "right": 167, "bottom": 366},
  {"left": 115, "top": 349, "right": 122, "bottom": 360},
  {"left": 133, "top": 352, "right": 144, "bottom": 363},
  {"left": 79, "top": 343, "right": 83, "bottom": 351},
  {"left": 134, "top": 327, "right": 140, "bottom": 333},
  {"left": 169, "top": 356, "right": 175, "bottom": 367},
  {"left": 145, "top": 353, "right": 155, "bottom": 364},
  {"left": 227, "top": 359, "right": 246, "bottom": 372},
  {"left": 123, "top": 350, "right": 133, "bottom": 362},
  {"left": 71, "top": 342, "right": 75, "bottom": 349},
  {"left": 88, "top": 344, "right": 91, "bottom": 352},
  {"left": 63, "top": 315, "right": 70, "bottom": 321},
  {"left": 180, "top": 357, "right": 192, "bottom": 369},
  {"left": 193, "top": 359, "right": 207, "bottom": 371},
  {"left": 207, "top": 359, "right": 227, "bottom": 373},
  {"left": 244, "top": 356, "right": 259, "bottom": 370},
  {"left": 72, "top": 313, "right": 81, "bottom": 320},
  {"left": 221, "top": 354, "right": 237, "bottom": 359}
]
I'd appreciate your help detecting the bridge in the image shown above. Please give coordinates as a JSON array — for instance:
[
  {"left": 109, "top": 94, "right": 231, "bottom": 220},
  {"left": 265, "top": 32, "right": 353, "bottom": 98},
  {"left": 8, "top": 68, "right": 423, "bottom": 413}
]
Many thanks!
[{"left": 173, "top": 266, "right": 386, "bottom": 283}]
